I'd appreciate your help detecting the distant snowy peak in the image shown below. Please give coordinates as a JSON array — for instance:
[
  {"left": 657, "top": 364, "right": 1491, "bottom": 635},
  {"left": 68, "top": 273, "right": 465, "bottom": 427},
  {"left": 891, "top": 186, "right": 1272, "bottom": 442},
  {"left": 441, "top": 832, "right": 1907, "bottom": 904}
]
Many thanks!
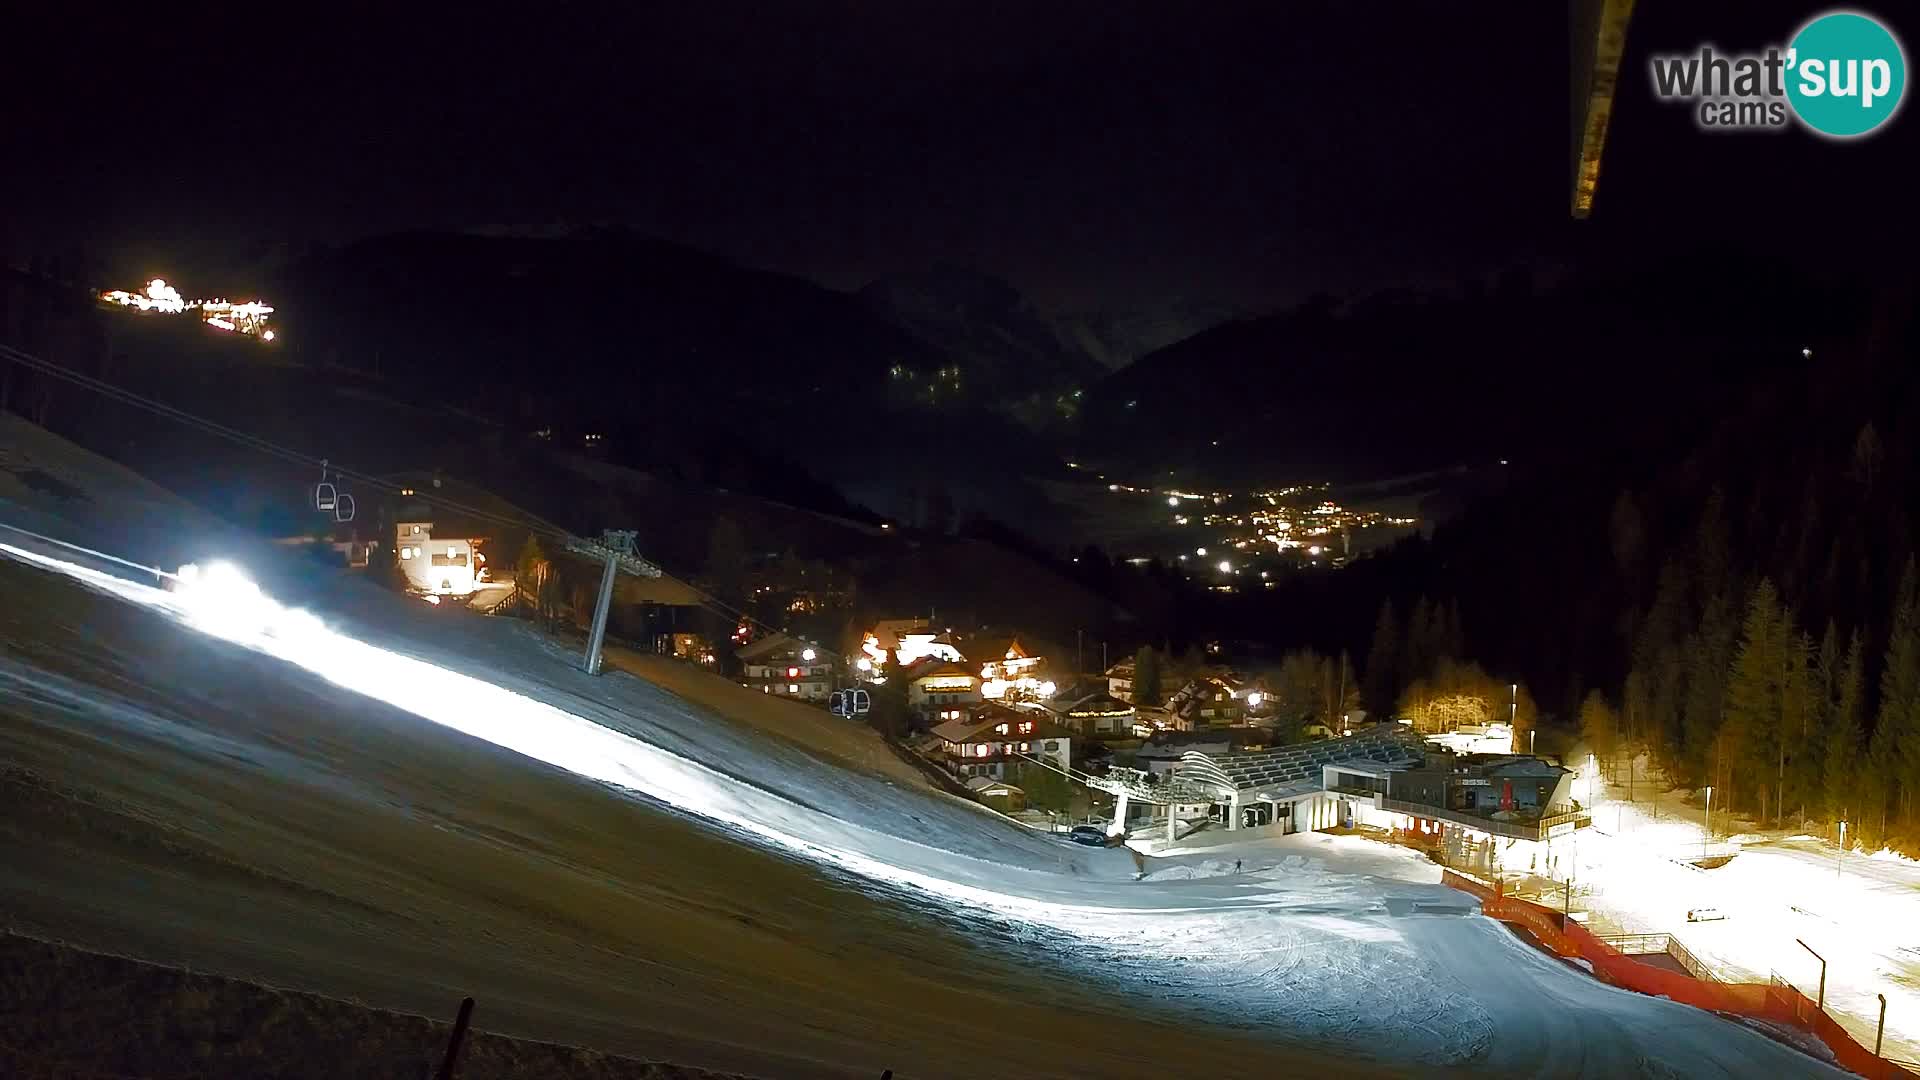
[
  {"left": 858, "top": 265, "right": 1102, "bottom": 394},
  {"left": 858, "top": 266, "right": 1238, "bottom": 393},
  {"left": 1063, "top": 298, "right": 1245, "bottom": 371}
]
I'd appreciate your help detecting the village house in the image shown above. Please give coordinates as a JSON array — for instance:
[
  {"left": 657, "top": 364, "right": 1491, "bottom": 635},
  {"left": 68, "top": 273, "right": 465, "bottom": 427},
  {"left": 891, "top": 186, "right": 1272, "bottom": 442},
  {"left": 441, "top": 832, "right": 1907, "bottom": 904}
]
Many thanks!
[
  {"left": 1164, "top": 674, "right": 1246, "bottom": 731},
  {"left": 393, "top": 520, "right": 486, "bottom": 598},
  {"left": 853, "top": 618, "right": 964, "bottom": 682},
  {"left": 905, "top": 659, "right": 982, "bottom": 725},
  {"left": 1103, "top": 659, "right": 1136, "bottom": 703},
  {"left": 1043, "top": 688, "right": 1140, "bottom": 741},
  {"left": 737, "top": 633, "right": 834, "bottom": 703},
  {"left": 661, "top": 631, "right": 715, "bottom": 665},
  {"left": 969, "top": 634, "right": 1053, "bottom": 703},
  {"left": 931, "top": 704, "right": 1075, "bottom": 781}
]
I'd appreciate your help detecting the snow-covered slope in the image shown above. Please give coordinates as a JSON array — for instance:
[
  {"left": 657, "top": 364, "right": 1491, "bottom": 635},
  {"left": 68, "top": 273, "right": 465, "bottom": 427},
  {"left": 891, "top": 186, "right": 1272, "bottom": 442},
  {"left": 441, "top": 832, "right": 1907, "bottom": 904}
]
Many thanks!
[{"left": 0, "top": 518, "right": 1848, "bottom": 1078}]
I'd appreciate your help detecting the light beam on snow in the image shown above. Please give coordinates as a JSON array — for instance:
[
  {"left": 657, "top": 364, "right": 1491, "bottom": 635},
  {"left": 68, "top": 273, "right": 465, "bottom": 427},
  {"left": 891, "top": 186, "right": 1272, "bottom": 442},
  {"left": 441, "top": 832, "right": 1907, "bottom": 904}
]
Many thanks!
[{"left": 0, "top": 545, "right": 1143, "bottom": 926}]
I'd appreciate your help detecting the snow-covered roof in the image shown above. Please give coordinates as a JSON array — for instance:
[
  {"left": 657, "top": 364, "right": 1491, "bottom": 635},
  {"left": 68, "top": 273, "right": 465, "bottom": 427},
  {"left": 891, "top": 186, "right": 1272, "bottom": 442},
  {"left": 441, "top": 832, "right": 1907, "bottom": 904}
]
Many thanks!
[
  {"left": 736, "top": 633, "right": 822, "bottom": 663},
  {"left": 1047, "top": 690, "right": 1134, "bottom": 717},
  {"left": 908, "top": 659, "right": 976, "bottom": 683},
  {"left": 1481, "top": 756, "right": 1569, "bottom": 778},
  {"left": 965, "top": 776, "right": 1024, "bottom": 795},
  {"left": 933, "top": 706, "right": 1071, "bottom": 745},
  {"left": 1134, "top": 740, "right": 1231, "bottom": 761}
]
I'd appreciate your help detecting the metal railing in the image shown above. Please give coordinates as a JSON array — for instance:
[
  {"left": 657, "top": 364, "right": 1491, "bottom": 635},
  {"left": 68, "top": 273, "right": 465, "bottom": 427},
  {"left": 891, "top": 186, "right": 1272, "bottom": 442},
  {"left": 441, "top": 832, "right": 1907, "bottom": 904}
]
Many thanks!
[
  {"left": 1600, "top": 933, "right": 1717, "bottom": 982},
  {"left": 1378, "top": 798, "right": 1591, "bottom": 842}
]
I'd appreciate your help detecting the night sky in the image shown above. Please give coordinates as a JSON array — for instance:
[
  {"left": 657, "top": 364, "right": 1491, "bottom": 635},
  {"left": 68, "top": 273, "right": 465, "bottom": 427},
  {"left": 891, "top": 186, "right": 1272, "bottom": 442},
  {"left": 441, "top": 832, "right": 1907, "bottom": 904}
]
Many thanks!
[{"left": 4, "top": 2, "right": 1912, "bottom": 312}]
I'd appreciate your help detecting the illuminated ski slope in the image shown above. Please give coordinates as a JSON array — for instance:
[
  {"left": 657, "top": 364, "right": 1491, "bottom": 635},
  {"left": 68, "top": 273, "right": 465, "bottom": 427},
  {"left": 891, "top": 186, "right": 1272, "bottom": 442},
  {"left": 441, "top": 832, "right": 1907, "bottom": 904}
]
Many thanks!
[{"left": 0, "top": 539, "right": 1846, "bottom": 1078}]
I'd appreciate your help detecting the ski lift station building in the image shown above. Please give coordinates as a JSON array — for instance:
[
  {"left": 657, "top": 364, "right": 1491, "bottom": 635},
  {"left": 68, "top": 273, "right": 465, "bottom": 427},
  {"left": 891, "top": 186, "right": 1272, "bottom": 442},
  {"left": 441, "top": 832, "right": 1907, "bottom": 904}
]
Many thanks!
[{"left": 1173, "top": 724, "right": 1587, "bottom": 838}]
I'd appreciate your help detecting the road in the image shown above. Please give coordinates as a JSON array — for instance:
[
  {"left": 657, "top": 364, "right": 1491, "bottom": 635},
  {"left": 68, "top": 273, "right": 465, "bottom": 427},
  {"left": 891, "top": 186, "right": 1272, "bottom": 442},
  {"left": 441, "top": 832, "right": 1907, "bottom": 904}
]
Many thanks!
[{"left": 0, "top": 540, "right": 1850, "bottom": 1078}]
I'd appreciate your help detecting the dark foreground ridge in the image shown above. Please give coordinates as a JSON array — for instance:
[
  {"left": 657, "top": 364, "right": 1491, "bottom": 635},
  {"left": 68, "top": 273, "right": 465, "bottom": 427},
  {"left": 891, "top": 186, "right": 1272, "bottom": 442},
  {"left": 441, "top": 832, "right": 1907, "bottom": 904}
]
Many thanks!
[{"left": 0, "top": 933, "right": 752, "bottom": 1080}]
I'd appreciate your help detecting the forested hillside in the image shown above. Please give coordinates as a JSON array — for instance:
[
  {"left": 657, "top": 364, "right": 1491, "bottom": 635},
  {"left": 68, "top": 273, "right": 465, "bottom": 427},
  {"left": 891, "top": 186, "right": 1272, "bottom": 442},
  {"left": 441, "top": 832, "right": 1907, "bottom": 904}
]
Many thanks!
[{"left": 1345, "top": 276, "right": 1920, "bottom": 852}]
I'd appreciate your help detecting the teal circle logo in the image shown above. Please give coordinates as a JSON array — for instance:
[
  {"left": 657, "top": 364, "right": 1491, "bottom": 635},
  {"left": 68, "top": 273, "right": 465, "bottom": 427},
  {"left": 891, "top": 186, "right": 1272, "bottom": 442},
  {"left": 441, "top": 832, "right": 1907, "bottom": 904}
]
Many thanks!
[{"left": 1787, "top": 11, "right": 1907, "bottom": 137}]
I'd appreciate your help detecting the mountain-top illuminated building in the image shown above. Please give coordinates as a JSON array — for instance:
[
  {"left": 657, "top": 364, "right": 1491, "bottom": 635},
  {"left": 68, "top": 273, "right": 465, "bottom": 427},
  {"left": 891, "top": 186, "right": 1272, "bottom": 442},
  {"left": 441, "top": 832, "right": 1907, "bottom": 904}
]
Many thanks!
[{"left": 98, "top": 278, "right": 277, "bottom": 340}]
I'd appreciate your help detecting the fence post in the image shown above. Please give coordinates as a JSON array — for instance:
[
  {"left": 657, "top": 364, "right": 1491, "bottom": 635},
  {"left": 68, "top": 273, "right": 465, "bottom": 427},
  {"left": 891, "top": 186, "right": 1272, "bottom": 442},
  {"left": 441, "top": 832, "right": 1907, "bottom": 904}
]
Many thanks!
[
  {"left": 1796, "top": 938, "right": 1826, "bottom": 1013},
  {"left": 1877, "top": 993, "right": 1887, "bottom": 1057},
  {"left": 435, "top": 997, "right": 475, "bottom": 1080}
]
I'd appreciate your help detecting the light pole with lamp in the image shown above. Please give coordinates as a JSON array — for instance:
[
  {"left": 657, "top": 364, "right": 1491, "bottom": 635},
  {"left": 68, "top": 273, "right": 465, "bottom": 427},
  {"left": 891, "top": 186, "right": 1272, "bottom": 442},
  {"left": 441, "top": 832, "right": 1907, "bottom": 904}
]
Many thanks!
[
  {"left": 1511, "top": 683, "right": 1523, "bottom": 753},
  {"left": 1703, "top": 785, "right": 1714, "bottom": 860}
]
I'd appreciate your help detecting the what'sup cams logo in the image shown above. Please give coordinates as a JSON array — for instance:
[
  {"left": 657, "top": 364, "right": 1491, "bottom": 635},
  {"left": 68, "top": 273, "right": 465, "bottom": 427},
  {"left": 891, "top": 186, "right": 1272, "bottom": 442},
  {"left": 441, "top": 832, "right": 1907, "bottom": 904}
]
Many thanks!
[{"left": 1650, "top": 10, "right": 1906, "bottom": 137}]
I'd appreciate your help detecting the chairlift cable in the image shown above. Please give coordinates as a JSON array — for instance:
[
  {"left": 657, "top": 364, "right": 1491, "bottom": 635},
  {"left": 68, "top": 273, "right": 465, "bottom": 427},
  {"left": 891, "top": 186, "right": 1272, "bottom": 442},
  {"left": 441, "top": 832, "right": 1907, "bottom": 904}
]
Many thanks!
[{"left": 0, "top": 343, "right": 827, "bottom": 655}]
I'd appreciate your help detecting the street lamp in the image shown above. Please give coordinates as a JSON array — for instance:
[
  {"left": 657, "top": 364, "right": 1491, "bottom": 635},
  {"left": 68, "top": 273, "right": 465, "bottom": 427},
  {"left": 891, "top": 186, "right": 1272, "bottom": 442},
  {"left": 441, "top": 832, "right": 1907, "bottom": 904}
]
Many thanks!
[{"left": 1703, "top": 785, "right": 1714, "bottom": 860}]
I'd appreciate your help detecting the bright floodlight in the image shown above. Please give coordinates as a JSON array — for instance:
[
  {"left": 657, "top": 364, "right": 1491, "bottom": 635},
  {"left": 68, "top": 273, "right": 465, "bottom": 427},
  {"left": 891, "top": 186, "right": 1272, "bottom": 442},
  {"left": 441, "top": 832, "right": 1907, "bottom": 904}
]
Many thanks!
[
  {"left": 1196, "top": 547, "right": 1208, "bottom": 556},
  {"left": 1217, "top": 560, "right": 1231, "bottom": 573},
  {"left": 1167, "top": 497, "right": 1179, "bottom": 507},
  {"left": 1247, "top": 692, "right": 1264, "bottom": 707},
  {"left": 802, "top": 648, "right": 816, "bottom": 661}
]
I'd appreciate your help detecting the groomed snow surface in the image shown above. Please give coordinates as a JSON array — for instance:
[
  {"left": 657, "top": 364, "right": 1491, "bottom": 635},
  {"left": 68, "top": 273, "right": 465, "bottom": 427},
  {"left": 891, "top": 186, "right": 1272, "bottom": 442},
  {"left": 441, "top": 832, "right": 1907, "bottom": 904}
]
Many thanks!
[
  {"left": 1574, "top": 770, "right": 1920, "bottom": 1064},
  {"left": 0, "top": 537, "right": 1849, "bottom": 1079}
]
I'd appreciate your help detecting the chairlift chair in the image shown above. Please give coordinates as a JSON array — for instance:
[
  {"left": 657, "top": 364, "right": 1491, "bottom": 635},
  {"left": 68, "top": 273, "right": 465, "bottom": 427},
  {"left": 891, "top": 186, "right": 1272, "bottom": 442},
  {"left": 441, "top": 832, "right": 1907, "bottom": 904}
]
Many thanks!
[
  {"left": 314, "top": 461, "right": 341, "bottom": 513},
  {"left": 333, "top": 491, "right": 356, "bottom": 523},
  {"left": 829, "top": 691, "right": 848, "bottom": 717}
]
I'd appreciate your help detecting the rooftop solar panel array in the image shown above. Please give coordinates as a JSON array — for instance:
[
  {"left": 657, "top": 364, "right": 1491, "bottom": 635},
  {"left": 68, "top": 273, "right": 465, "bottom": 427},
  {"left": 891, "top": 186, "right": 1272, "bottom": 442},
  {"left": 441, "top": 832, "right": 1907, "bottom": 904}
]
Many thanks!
[{"left": 1179, "top": 724, "right": 1429, "bottom": 793}]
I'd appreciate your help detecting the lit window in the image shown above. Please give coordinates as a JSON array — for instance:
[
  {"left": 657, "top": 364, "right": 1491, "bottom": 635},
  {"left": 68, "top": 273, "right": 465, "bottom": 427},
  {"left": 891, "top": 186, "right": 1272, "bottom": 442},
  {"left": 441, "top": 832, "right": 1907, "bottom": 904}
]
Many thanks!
[
  {"left": 974, "top": 744, "right": 991, "bottom": 758},
  {"left": 788, "top": 684, "right": 799, "bottom": 693},
  {"left": 1018, "top": 721, "right": 1034, "bottom": 734},
  {"left": 995, "top": 723, "right": 1009, "bottom": 735},
  {"left": 400, "top": 547, "right": 413, "bottom": 560},
  {"left": 411, "top": 525, "right": 422, "bottom": 535},
  {"left": 1020, "top": 742, "right": 1030, "bottom": 752}
]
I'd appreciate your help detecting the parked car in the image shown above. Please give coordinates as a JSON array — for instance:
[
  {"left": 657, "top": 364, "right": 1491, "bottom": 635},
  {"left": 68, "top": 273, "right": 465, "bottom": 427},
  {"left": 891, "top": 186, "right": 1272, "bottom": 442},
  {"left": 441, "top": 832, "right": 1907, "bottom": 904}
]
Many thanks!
[
  {"left": 1686, "top": 906, "right": 1727, "bottom": 922},
  {"left": 1066, "top": 825, "right": 1109, "bottom": 846}
]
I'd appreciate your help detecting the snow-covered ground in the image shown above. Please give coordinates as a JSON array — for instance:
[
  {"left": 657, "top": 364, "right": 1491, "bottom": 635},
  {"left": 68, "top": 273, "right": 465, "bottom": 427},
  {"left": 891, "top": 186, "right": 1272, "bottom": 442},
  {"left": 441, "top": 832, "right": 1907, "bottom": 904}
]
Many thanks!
[
  {"left": 1561, "top": 766, "right": 1920, "bottom": 1064},
  {"left": 0, "top": 529, "right": 1853, "bottom": 1077}
]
